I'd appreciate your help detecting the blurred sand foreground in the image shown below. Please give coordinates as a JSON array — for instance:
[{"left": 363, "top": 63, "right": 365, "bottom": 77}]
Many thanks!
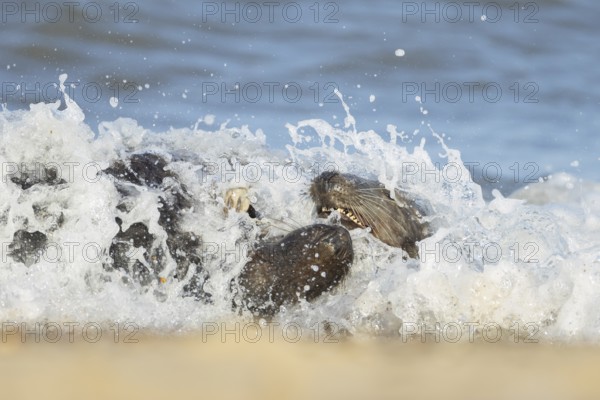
[{"left": 1, "top": 332, "right": 599, "bottom": 400}]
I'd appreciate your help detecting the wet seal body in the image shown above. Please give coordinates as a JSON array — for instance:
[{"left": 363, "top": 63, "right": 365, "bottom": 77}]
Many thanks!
[
  {"left": 310, "top": 171, "right": 429, "bottom": 258},
  {"left": 103, "top": 153, "right": 210, "bottom": 300},
  {"left": 236, "top": 224, "right": 353, "bottom": 316}
]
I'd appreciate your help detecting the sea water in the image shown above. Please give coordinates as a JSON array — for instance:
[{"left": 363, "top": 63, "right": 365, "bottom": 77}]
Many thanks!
[
  {"left": 1, "top": 81, "right": 599, "bottom": 343},
  {"left": 1, "top": 0, "right": 599, "bottom": 342}
]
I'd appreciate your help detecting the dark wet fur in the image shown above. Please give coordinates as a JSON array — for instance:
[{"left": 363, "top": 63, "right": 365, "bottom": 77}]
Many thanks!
[
  {"left": 235, "top": 224, "right": 354, "bottom": 316},
  {"left": 8, "top": 230, "right": 48, "bottom": 267},
  {"left": 108, "top": 219, "right": 166, "bottom": 286},
  {"left": 310, "top": 171, "right": 429, "bottom": 257},
  {"left": 104, "top": 153, "right": 174, "bottom": 189},
  {"left": 8, "top": 163, "right": 66, "bottom": 190},
  {"left": 104, "top": 153, "right": 210, "bottom": 300}
]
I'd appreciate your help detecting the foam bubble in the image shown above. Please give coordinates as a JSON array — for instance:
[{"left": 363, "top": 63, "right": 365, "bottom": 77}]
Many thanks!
[{"left": 1, "top": 92, "right": 599, "bottom": 341}]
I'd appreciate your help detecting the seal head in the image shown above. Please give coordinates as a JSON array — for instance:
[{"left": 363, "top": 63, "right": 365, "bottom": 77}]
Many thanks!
[
  {"left": 237, "top": 224, "right": 353, "bottom": 316},
  {"left": 310, "top": 171, "right": 429, "bottom": 257}
]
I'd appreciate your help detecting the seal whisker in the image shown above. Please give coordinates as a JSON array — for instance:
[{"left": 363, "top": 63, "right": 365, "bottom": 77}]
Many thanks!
[
  {"left": 280, "top": 216, "right": 304, "bottom": 230},
  {"left": 353, "top": 197, "right": 398, "bottom": 243},
  {"left": 348, "top": 189, "right": 395, "bottom": 202},
  {"left": 256, "top": 218, "right": 293, "bottom": 234}
]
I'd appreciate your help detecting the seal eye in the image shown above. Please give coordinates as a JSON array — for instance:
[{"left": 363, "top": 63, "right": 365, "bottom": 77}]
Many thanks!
[{"left": 332, "top": 184, "right": 343, "bottom": 193}]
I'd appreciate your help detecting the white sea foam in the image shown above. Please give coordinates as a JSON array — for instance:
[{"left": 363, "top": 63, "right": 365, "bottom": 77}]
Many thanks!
[{"left": 1, "top": 94, "right": 599, "bottom": 342}]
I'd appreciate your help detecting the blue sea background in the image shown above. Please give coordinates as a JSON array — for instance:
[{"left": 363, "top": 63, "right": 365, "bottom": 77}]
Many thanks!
[{"left": 2, "top": 0, "right": 599, "bottom": 184}]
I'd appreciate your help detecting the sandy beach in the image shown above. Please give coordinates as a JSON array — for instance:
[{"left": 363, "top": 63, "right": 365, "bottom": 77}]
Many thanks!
[{"left": 2, "top": 332, "right": 599, "bottom": 400}]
